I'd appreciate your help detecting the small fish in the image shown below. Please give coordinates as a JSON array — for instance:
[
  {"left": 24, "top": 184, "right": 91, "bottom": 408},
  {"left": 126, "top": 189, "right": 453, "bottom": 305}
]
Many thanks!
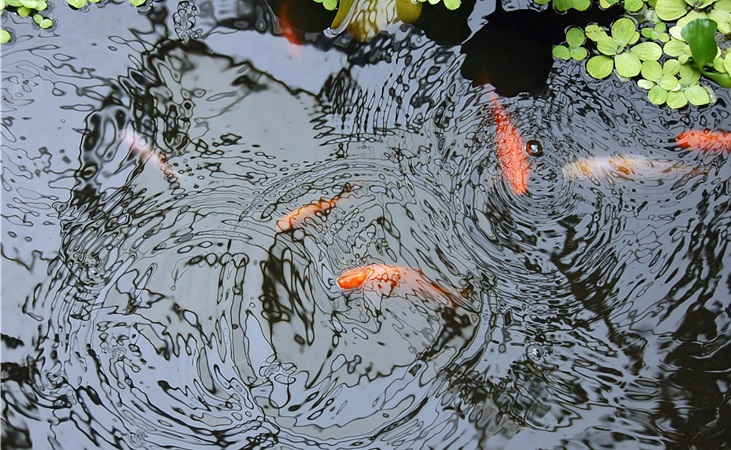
[
  {"left": 121, "top": 127, "right": 179, "bottom": 180},
  {"left": 676, "top": 130, "right": 731, "bottom": 152},
  {"left": 276, "top": 184, "right": 352, "bottom": 231},
  {"left": 489, "top": 94, "right": 530, "bottom": 195},
  {"left": 278, "top": 3, "right": 302, "bottom": 59}
]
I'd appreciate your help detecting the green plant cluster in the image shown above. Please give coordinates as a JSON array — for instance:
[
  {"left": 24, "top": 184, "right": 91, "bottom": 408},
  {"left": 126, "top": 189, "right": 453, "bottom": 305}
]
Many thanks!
[
  {"left": 550, "top": 0, "right": 731, "bottom": 108},
  {"left": 1, "top": 0, "right": 147, "bottom": 43}
]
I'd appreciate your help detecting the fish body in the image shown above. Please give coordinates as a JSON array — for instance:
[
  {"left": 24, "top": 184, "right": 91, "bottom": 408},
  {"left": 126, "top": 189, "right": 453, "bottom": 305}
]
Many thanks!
[
  {"left": 276, "top": 184, "right": 352, "bottom": 231},
  {"left": 562, "top": 155, "right": 687, "bottom": 181},
  {"left": 337, "top": 264, "right": 455, "bottom": 300},
  {"left": 676, "top": 130, "right": 731, "bottom": 152},
  {"left": 489, "top": 96, "right": 529, "bottom": 195}
]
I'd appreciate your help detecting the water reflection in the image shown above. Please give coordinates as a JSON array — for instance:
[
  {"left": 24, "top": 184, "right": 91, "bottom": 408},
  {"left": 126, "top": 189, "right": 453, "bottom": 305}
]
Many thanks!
[{"left": 2, "top": 0, "right": 731, "bottom": 449}]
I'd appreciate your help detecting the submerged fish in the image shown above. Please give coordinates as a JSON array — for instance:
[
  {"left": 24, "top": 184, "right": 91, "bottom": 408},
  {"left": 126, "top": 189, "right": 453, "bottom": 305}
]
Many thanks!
[
  {"left": 488, "top": 95, "right": 530, "bottom": 195},
  {"left": 121, "top": 127, "right": 179, "bottom": 180},
  {"left": 337, "top": 264, "right": 457, "bottom": 301},
  {"left": 676, "top": 130, "right": 731, "bottom": 152},
  {"left": 276, "top": 184, "right": 352, "bottom": 231},
  {"left": 562, "top": 154, "right": 689, "bottom": 181}
]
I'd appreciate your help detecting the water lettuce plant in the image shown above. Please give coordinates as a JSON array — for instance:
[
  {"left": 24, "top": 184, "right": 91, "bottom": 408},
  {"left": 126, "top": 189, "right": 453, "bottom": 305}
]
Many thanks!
[{"left": 547, "top": 0, "right": 730, "bottom": 108}]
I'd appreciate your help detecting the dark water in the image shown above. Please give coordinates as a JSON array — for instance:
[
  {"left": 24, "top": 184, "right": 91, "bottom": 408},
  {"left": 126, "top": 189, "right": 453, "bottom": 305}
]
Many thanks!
[{"left": 2, "top": 0, "right": 730, "bottom": 448}]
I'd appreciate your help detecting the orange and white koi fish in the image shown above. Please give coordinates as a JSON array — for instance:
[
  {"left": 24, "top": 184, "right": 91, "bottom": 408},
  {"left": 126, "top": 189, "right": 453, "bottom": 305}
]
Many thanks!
[
  {"left": 121, "top": 127, "right": 179, "bottom": 180},
  {"left": 276, "top": 184, "right": 352, "bottom": 232},
  {"left": 562, "top": 155, "right": 692, "bottom": 180},
  {"left": 488, "top": 94, "right": 530, "bottom": 195},
  {"left": 337, "top": 264, "right": 457, "bottom": 300},
  {"left": 676, "top": 130, "right": 731, "bottom": 152}
]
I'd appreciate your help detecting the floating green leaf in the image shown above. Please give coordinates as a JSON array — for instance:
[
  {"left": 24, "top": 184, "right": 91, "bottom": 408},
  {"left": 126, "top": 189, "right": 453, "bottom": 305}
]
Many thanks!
[
  {"left": 624, "top": 0, "right": 645, "bottom": 11},
  {"left": 66, "top": 0, "right": 87, "bottom": 8},
  {"left": 616, "top": 52, "right": 642, "bottom": 76},
  {"left": 130, "top": 0, "right": 145, "bottom": 6},
  {"left": 655, "top": 0, "right": 690, "bottom": 21},
  {"left": 587, "top": 55, "right": 615, "bottom": 78},
  {"left": 566, "top": 27, "right": 585, "bottom": 47},
  {"left": 681, "top": 19, "right": 718, "bottom": 68},
  {"left": 612, "top": 17, "right": 639, "bottom": 46},
  {"left": 443, "top": 0, "right": 461, "bottom": 9},
  {"left": 631, "top": 41, "right": 663, "bottom": 60},
  {"left": 648, "top": 85, "right": 669, "bottom": 104},
  {"left": 1, "top": 29, "right": 10, "bottom": 44},
  {"left": 641, "top": 22, "right": 670, "bottom": 42},
  {"left": 685, "top": 84, "right": 711, "bottom": 104}
]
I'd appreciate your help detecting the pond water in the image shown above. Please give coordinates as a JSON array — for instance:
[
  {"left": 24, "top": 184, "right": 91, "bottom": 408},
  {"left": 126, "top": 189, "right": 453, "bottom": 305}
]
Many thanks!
[{"left": 2, "top": 0, "right": 730, "bottom": 448}]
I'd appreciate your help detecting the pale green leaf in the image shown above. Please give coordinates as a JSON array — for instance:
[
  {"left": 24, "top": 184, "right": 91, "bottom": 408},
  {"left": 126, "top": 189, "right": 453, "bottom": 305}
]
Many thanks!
[
  {"left": 713, "top": 56, "right": 726, "bottom": 72},
  {"left": 39, "top": 18, "right": 52, "bottom": 28},
  {"left": 587, "top": 55, "right": 615, "bottom": 78},
  {"left": 566, "top": 27, "right": 585, "bottom": 47},
  {"left": 585, "top": 24, "right": 610, "bottom": 42},
  {"left": 574, "top": 0, "right": 591, "bottom": 11},
  {"left": 443, "top": 0, "right": 460, "bottom": 10},
  {"left": 708, "top": 4, "right": 731, "bottom": 34},
  {"left": 554, "top": 0, "right": 573, "bottom": 11},
  {"left": 17, "top": 6, "right": 30, "bottom": 16},
  {"left": 616, "top": 52, "right": 642, "bottom": 77},
  {"left": 553, "top": 45, "right": 571, "bottom": 60},
  {"left": 663, "top": 39, "right": 687, "bottom": 57},
  {"left": 663, "top": 59, "right": 681, "bottom": 74},
  {"left": 612, "top": 17, "right": 637, "bottom": 47},
  {"left": 631, "top": 41, "right": 663, "bottom": 60},
  {"left": 655, "top": 0, "right": 689, "bottom": 20},
  {"left": 679, "top": 63, "right": 701, "bottom": 84},
  {"left": 130, "top": 0, "right": 145, "bottom": 6},
  {"left": 66, "top": 0, "right": 86, "bottom": 8},
  {"left": 666, "top": 91, "right": 688, "bottom": 108},
  {"left": 725, "top": 53, "right": 731, "bottom": 74},
  {"left": 641, "top": 60, "right": 663, "bottom": 80},
  {"left": 597, "top": 36, "right": 620, "bottom": 55},
  {"left": 0, "top": 29, "right": 11, "bottom": 44},
  {"left": 648, "top": 85, "right": 669, "bottom": 104},
  {"left": 658, "top": 74, "right": 680, "bottom": 90},
  {"left": 624, "top": 0, "right": 644, "bottom": 12},
  {"left": 637, "top": 79, "right": 656, "bottom": 89},
  {"left": 685, "top": 84, "right": 711, "bottom": 105},
  {"left": 571, "top": 47, "right": 589, "bottom": 60}
]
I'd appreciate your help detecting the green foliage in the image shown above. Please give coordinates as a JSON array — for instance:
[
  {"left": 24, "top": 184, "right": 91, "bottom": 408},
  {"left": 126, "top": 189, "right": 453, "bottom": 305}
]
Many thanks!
[
  {"left": 550, "top": 0, "right": 729, "bottom": 108},
  {"left": 1, "top": 29, "right": 11, "bottom": 43}
]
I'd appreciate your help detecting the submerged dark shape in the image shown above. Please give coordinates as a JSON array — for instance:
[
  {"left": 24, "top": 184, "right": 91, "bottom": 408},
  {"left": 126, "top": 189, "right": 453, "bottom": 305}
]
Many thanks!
[{"left": 460, "top": 3, "right": 620, "bottom": 96}]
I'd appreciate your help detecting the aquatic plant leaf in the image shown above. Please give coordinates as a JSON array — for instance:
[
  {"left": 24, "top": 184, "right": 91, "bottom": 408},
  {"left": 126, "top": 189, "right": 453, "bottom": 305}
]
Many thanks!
[
  {"left": 616, "top": 52, "right": 642, "bottom": 77},
  {"left": 666, "top": 90, "right": 688, "bottom": 108},
  {"left": 574, "top": 0, "right": 591, "bottom": 11},
  {"left": 17, "top": 6, "right": 30, "bottom": 16},
  {"left": 397, "top": 0, "right": 422, "bottom": 21},
  {"left": 679, "top": 63, "right": 702, "bottom": 83},
  {"left": 553, "top": 45, "right": 571, "bottom": 60},
  {"left": 663, "top": 39, "right": 688, "bottom": 57},
  {"left": 685, "top": 84, "right": 711, "bottom": 104},
  {"left": 632, "top": 42, "right": 663, "bottom": 61},
  {"left": 130, "top": 0, "right": 145, "bottom": 6},
  {"left": 0, "top": 29, "right": 10, "bottom": 44},
  {"left": 703, "top": 70, "right": 731, "bottom": 86},
  {"left": 554, "top": 0, "right": 574, "bottom": 11},
  {"left": 708, "top": 1, "right": 731, "bottom": 33},
  {"left": 566, "top": 27, "right": 585, "bottom": 47},
  {"left": 658, "top": 74, "right": 680, "bottom": 89},
  {"left": 725, "top": 53, "right": 731, "bottom": 74},
  {"left": 597, "top": 36, "right": 620, "bottom": 55},
  {"left": 66, "top": 0, "right": 86, "bottom": 8},
  {"left": 681, "top": 19, "right": 718, "bottom": 68},
  {"left": 638, "top": 79, "right": 656, "bottom": 89},
  {"left": 655, "top": 0, "right": 689, "bottom": 20},
  {"left": 587, "top": 55, "right": 615, "bottom": 78},
  {"left": 663, "top": 58, "right": 681, "bottom": 74},
  {"left": 641, "top": 60, "right": 663, "bottom": 79},
  {"left": 443, "top": 0, "right": 460, "bottom": 9},
  {"left": 571, "top": 47, "right": 589, "bottom": 60},
  {"left": 586, "top": 24, "right": 610, "bottom": 42},
  {"left": 612, "top": 17, "right": 638, "bottom": 47},
  {"left": 648, "top": 85, "right": 669, "bottom": 103},
  {"left": 714, "top": 56, "right": 727, "bottom": 72},
  {"left": 624, "top": 0, "right": 645, "bottom": 12}
]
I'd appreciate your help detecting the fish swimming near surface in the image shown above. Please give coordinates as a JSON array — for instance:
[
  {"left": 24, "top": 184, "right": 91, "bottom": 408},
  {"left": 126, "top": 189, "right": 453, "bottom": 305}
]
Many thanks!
[
  {"left": 676, "top": 130, "right": 731, "bottom": 152},
  {"left": 561, "top": 154, "right": 695, "bottom": 181},
  {"left": 121, "top": 127, "right": 180, "bottom": 180},
  {"left": 336, "top": 263, "right": 460, "bottom": 304},
  {"left": 488, "top": 94, "right": 530, "bottom": 195},
  {"left": 276, "top": 184, "right": 353, "bottom": 232}
]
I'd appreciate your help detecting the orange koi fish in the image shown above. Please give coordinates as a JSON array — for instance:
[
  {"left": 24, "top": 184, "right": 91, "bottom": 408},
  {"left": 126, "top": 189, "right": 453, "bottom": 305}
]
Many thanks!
[
  {"left": 676, "top": 130, "right": 731, "bottom": 152},
  {"left": 337, "top": 264, "right": 456, "bottom": 300},
  {"left": 279, "top": 3, "right": 301, "bottom": 59},
  {"left": 488, "top": 94, "right": 530, "bottom": 195},
  {"left": 276, "top": 184, "right": 352, "bottom": 232},
  {"left": 121, "top": 127, "right": 179, "bottom": 180}
]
